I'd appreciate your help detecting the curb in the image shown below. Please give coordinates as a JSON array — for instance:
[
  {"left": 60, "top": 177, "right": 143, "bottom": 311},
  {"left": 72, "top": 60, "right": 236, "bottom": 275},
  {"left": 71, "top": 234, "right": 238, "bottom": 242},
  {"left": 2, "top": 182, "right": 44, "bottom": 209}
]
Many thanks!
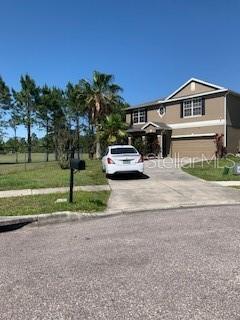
[
  {"left": 1, "top": 201, "right": 240, "bottom": 230},
  {"left": 0, "top": 212, "right": 105, "bottom": 229}
]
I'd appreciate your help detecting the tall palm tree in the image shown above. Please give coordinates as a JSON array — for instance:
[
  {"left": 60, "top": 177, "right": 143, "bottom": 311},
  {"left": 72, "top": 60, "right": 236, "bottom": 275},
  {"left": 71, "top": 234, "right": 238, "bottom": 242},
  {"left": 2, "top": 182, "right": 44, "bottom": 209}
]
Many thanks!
[
  {"left": 79, "top": 71, "right": 124, "bottom": 159},
  {"left": 13, "top": 75, "right": 39, "bottom": 163}
]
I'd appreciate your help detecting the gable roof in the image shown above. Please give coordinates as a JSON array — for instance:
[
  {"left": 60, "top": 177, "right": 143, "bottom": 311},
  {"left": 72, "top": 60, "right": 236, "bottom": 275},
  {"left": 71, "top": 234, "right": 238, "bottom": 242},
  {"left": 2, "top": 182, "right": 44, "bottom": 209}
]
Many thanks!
[
  {"left": 126, "top": 78, "right": 229, "bottom": 111},
  {"left": 165, "top": 78, "right": 226, "bottom": 100},
  {"left": 142, "top": 121, "right": 171, "bottom": 130},
  {"left": 127, "top": 121, "right": 171, "bottom": 133}
]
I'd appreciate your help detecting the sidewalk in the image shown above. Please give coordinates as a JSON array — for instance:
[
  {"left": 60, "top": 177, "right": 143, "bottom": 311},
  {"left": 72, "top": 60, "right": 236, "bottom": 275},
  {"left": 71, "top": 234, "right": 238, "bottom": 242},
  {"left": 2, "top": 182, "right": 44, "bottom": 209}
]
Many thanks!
[
  {"left": 0, "top": 185, "right": 110, "bottom": 198},
  {"left": 211, "top": 181, "right": 240, "bottom": 187}
]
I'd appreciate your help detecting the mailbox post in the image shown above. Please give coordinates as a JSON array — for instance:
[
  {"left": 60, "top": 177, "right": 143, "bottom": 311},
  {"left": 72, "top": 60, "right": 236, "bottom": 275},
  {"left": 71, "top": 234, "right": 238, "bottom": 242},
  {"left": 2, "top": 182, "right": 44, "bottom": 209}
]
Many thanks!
[
  {"left": 69, "top": 166, "right": 74, "bottom": 203},
  {"left": 69, "top": 148, "right": 86, "bottom": 203}
]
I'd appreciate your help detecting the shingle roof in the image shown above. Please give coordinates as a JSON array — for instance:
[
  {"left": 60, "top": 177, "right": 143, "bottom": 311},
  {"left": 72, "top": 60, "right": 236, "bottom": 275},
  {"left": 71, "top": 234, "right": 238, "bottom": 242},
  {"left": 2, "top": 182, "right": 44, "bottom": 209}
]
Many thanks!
[
  {"left": 127, "top": 121, "right": 171, "bottom": 133},
  {"left": 126, "top": 78, "right": 233, "bottom": 111},
  {"left": 127, "top": 97, "right": 165, "bottom": 110}
]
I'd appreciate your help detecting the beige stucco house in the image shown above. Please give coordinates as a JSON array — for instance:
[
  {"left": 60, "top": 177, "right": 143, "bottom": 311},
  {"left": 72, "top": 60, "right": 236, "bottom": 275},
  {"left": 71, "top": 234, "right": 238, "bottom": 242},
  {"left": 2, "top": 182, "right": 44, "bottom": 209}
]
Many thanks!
[{"left": 126, "top": 78, "right": 240, "bottom": 158}]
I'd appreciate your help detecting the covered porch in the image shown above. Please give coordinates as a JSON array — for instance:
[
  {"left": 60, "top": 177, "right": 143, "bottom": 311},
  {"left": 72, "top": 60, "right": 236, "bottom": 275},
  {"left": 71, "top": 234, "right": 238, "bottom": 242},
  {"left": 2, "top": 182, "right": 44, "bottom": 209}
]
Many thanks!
[{"left": 127, "top": 121, "right": 172, "bottom": 158}]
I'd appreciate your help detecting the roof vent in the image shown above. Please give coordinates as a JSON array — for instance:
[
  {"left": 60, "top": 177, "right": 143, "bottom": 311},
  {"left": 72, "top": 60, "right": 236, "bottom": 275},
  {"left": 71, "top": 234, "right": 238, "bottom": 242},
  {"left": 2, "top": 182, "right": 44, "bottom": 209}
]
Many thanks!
[
  {"left": 191, "top": 81, "right": 196, "bottom": 91},
  {"left": 191, "top": 82, "right": 196, "bottom": 91}
]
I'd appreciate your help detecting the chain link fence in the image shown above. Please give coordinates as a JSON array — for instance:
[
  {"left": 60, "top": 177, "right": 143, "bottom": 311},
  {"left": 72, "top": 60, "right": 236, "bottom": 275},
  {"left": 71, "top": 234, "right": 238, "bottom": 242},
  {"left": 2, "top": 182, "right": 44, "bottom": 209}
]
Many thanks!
[
  {"left": 0, "top": 147, "right": 57, "bottom": 164},
  {"left": 0, "top": 147, "right": 87, "bottom": 164}
]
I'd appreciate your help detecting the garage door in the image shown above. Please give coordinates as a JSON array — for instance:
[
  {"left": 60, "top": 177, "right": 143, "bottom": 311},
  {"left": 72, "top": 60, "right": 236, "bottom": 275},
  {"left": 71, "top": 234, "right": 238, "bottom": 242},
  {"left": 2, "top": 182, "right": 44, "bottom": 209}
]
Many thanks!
[{"left": 171, "top": 137, "right": 215, "bottom": 159}]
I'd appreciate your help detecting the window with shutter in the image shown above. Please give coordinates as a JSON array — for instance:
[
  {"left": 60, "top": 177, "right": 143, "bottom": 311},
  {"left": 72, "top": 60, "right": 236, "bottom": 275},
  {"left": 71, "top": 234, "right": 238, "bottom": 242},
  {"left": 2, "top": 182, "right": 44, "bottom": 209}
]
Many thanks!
[
  {"left": 183, "top": 97, "right": 203, "bottom": 117},
  {"left": 132, "top": 109, "right": 146, "bottom": 124}
]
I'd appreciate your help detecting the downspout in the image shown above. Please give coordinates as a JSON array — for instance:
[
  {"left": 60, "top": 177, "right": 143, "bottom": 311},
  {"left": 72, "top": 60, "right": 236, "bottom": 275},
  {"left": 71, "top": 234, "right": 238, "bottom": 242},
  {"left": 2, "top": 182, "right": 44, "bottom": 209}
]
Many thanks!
[{"left": 224, "top": 91, "right": 229, "bottom": 148}]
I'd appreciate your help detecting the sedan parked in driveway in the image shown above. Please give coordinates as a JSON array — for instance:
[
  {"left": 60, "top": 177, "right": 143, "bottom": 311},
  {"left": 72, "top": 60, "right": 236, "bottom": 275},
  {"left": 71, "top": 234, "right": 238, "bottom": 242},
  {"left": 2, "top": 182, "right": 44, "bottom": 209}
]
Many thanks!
[{"left": 102, "top": 145, "right": 144, "bottom": 175}]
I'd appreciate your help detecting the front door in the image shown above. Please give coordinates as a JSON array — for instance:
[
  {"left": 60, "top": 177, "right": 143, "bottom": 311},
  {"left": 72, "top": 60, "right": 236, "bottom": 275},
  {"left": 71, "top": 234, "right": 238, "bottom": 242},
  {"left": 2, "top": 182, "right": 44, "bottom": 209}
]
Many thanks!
[
  {"left": 146, "top": 134, "right": 160, "bottom": 156},
  {"left": 162, "top": 131, "right": 172, "bottom": 157},
  {"left": 162, "top": 134, "right": 167, "bottom": 157}
]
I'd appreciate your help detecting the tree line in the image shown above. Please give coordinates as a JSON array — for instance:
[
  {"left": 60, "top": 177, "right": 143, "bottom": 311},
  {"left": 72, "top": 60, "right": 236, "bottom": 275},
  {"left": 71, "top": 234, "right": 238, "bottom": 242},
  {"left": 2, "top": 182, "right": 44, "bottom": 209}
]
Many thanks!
[{"left": 0, "top": 71, "right": 128, "bottom": 163}]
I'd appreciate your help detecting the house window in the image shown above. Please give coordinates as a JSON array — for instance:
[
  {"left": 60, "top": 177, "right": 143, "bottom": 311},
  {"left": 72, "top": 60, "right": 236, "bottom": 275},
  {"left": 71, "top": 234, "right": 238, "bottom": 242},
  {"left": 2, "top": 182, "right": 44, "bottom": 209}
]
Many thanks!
[
  {"left": 158, "top": 106, "right": 166, "bottom": 118},
  {"left": 133, "top": 109, "right": 146, "bottom": 124},
  {"left": 183, "top": 98, "right": 203, "bottom": 117}
]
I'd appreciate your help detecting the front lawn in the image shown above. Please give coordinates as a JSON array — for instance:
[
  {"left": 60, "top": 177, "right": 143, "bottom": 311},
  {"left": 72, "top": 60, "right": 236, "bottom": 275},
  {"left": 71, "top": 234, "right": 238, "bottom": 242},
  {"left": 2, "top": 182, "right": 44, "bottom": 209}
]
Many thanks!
[
  {"left": 0, "top": 160, "right": 107, "bottom": 191},
  {"left": 182, "top": 155, "right": 240, "bottom": 181},
  {"left": 0, "top": 191, "right": 110, "bottom": 216}
]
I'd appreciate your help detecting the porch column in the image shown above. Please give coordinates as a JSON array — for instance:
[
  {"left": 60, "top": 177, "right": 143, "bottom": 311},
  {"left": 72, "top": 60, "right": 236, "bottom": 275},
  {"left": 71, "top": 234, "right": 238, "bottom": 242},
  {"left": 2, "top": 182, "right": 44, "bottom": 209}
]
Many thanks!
[
  {"left": 142, "top": 135, "right": 146, "bottom": 156},
  {"left": 128, "top": 136, "right": 132, "bottom": 145},
  {"left": 157, "top": 134, "right": 163, "bottom": 158}
]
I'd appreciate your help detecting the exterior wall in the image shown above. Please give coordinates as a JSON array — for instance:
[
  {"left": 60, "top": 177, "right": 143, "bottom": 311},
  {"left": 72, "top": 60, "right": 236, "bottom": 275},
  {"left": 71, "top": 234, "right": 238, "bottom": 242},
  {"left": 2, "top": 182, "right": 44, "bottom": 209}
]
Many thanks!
[
  {"left": 226, "top": 93, "right": 240, "bottom": 153},
  {"left": 226, "top": 93, "right": 240, "bottom": 127},
  {"left": 147, "top": 95, "right": 225, "bottom": 135},
  {"left": 172, "top": 125, "right": 224, "bottom": 137},
  {"left": 171, "top": 82, "right": 217, "bottom": 99},
  {"left": 126, "top": 113, "right": 131, "bottom": 125},
  {"left": 171, "top": 137, "right": 216, "bottom": 159},
  {"left": 227, "top": 126, "right": 240, "bottom": 154}
]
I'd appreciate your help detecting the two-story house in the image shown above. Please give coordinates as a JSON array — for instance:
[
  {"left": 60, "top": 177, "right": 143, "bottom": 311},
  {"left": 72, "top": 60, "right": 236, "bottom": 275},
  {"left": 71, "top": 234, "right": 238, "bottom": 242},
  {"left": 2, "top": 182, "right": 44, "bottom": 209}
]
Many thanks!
[{"left": 126, "top": 78, "right": 240, "bottom": 158}]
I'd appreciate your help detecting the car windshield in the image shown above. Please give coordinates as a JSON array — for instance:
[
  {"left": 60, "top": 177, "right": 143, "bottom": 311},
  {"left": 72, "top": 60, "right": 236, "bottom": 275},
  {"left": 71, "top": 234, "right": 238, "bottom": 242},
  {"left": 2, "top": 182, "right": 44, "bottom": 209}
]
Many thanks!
[{"left": 111, "top": 147, "right": 137, "bottom": 155}]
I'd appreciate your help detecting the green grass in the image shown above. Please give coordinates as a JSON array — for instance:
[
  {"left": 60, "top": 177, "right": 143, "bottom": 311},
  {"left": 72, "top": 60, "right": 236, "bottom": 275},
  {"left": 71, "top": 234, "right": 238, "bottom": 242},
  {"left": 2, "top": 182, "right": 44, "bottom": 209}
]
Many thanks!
[
  {"left": 0, "top": 159, "right": 107, "bottom": 191},
  {"left": 0, "top": 191, "right": 110, "bottom": 216},
  {"left": 182, "top": 155, "right": 240, "bottom": 181}
]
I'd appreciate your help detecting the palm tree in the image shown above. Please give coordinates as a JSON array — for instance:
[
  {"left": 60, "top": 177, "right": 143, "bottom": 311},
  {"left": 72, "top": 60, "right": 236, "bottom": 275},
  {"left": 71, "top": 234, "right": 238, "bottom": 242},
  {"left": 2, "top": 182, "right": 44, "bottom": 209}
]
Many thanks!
[
  {"left": 100, "top": 113, "right": 127, "bottom": 145},
  {"left": 79, "top": 71, "right": 124, "bottom": 159},
  {"left": 13, "top": 75, "right": 39, "bottom": 163}
]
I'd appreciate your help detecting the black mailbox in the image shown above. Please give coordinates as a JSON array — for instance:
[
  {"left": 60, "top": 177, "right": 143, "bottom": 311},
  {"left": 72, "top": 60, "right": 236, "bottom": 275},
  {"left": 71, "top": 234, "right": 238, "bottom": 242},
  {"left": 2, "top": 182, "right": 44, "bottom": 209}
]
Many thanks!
[{"left": 70, "top": 159, "right": 86, "bottom": 170}]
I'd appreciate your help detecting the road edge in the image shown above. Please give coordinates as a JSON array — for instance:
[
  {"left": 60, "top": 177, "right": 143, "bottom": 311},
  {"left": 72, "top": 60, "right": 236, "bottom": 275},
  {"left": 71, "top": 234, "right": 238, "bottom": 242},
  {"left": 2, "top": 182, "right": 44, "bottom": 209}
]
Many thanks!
[{"left": 1, "top": 201, "right": 240, "bottom": 230}]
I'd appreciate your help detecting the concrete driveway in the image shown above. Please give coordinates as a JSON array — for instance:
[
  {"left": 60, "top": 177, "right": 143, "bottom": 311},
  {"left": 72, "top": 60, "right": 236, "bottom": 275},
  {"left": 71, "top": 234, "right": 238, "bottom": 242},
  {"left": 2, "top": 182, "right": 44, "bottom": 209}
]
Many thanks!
[{"left": 107, "top": 159, "right": 240, "bottom": 211}]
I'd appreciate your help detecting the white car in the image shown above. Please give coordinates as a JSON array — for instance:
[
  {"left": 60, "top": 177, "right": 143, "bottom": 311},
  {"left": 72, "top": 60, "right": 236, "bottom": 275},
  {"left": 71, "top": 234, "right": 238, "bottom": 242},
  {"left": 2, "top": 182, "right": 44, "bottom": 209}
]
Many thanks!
[{"left": 102, "top": 145, "right": 144, "bottom": 175}]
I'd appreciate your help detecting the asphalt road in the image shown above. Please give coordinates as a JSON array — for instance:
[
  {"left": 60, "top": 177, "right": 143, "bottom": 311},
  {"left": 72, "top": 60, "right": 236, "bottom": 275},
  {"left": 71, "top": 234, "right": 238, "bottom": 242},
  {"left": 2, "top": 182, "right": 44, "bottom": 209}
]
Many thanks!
[{"left": 1, "top": 206, "right": 240, "bottom": 320}]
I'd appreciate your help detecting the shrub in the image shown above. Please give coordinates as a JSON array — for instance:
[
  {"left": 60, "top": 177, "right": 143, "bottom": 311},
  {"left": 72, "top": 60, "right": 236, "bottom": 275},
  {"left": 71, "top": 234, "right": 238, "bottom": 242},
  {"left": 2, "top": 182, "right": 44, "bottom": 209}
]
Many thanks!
[{"left": 132, "top": 137, "right": 147, "bottom": 155}]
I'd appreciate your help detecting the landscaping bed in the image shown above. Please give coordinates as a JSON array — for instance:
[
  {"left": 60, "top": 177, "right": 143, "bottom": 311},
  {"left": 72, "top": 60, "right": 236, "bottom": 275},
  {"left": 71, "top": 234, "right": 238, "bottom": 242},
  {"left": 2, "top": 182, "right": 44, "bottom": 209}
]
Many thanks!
[
  {"left": 0, "top": 191, "right": 110, "bottom": 216},
  {"left": 182, "top": 155, "right": 240, "bottom": 181},
  {"left": 0, "top": 160, "right": 107, "bottom": 191}
]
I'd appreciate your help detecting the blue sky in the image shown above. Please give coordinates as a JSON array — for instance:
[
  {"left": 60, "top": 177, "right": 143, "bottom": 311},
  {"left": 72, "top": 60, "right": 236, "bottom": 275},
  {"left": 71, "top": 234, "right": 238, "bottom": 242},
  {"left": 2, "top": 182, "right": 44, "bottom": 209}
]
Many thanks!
[{"left": 1, "top": 0, "right": 240, "bottom": 138}]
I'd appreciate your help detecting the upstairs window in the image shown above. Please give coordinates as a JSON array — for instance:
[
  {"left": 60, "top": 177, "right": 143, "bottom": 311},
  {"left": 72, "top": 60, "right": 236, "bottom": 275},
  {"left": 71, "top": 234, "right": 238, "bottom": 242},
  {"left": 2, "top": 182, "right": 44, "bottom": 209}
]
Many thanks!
[
  {"left": 133, "top": 109, "right": 146, "bottom": 124},
  {"left": 183, "top": 97, "right": 203, "bottom": 117}
]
